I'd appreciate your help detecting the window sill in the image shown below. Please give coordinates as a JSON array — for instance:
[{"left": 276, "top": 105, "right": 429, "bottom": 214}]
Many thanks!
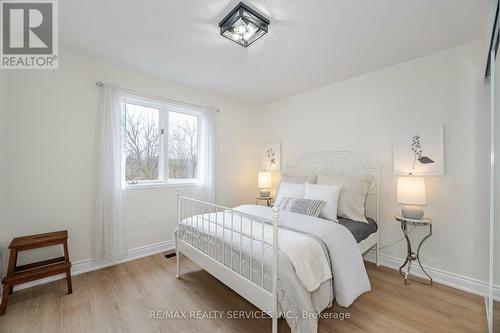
[{"left": 123, "top": 181, "right": 199, "bottom": 190}]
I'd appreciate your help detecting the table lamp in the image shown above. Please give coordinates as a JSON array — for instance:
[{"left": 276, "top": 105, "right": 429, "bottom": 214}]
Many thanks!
[
  {"left": 397, "top": 175, "right": 427, "bottom": 219},
  {"left": 258, "top": 171, "right": 272, "bottom": 197}
]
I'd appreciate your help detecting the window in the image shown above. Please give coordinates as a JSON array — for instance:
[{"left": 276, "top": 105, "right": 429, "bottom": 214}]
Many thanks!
[
  {"left": 168, "top": 111, "right": 198, "bottom": 179},
  {"left": 122, "top": 96, "right": 200, "bottom": 186},
  {"left": 123, "top": 103, "right": 161, "bottom": 182}
]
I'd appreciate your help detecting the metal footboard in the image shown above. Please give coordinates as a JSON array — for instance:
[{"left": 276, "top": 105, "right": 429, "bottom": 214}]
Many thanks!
[{"left": 174, "top": 190, "right": 279, "bottom": 333}]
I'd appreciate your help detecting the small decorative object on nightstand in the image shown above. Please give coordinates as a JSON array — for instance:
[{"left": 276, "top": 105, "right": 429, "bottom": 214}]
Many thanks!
[
  {"left": 395, "top": 215, "right": 433, "bottom": 285},
  {"left": 256, "top": 196, "right": 273, "bottom": 207},
  {"left": 258, "top": 171, "right": 272, "bottom": 197},
  {"left": 397, "top": 175, "right": 427, "bottom": 219}
]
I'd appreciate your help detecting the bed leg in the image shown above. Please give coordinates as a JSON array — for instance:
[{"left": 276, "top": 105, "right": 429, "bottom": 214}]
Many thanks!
[
  {"left": 176, "top": 188, "right": 181, "bottom": 279},
  {"left": 272, "top": 207, "right": 279, "bottom": 333},
  {"left": 175, "top": 231, "right": 181, "bottom": 279},
  {"left": 176, "top": 250, "right": 181, "bottom": 279}
]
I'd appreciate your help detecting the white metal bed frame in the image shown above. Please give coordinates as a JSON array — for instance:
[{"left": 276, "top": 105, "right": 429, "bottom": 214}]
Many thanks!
[
  {"left": 285, "top": 151, "right": 380, "bottom": 263},
  {"left": 174, "top": 151, "right": 380, "bottom": 333}
]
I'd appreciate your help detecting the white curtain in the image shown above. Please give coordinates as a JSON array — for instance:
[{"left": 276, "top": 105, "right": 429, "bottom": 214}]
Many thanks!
[
  {"left": 196, "top": 107, "right": 217, "bottom": 203},
  {"left": 94, "top": 84, "right": 126, "bottom": 262}
]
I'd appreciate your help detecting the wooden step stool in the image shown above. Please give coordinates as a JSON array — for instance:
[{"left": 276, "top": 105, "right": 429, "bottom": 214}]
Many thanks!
[{"left": 0, "top": 230, "right": 72, "bottom": 315}]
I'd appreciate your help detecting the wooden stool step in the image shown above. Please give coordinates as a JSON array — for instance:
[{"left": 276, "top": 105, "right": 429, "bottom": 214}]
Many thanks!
[
  {"left": 0, "top": 230, "right": 72, "bottom": 316},
  {"left": 14, "top": 256, "right": 66, "bottom": 272},
  {"left": 3, "top": 262, "right": 71, "bottom": 284},
  {"left": 10, "top": 231, "right": 69, "bottom": 250}
]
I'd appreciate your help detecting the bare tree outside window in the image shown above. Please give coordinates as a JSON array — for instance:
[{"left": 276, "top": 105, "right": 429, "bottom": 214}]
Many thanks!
[
  {"left": 123, "top": 104, "right": 160, "bottom": 182},
  {"left": 122, "top": 101, "right": 199, "bottom": 184},
  {"left": 169, "top": 112, "right": 198, "bottom": 179}
]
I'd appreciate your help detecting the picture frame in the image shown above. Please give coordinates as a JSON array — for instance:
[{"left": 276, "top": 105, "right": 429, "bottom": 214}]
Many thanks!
[
  {"left": 393, "top": 125, "right": 444, "bottom": 176},
  {"left": 263, "top": 143, "right": 281, "bottom": 171}
]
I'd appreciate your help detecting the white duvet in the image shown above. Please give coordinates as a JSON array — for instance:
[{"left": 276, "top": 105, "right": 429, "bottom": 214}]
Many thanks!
[
  {"left": 186, "top": 206, "right": 332, "bottom": 291},
  {"left": 235, "top": 205, "right": 370, "bottom": 307}
]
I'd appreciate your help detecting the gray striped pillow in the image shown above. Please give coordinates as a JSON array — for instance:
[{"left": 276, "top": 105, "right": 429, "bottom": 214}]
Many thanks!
[{"left": 278, "top": 197, "right": 325, "bottom": 217}]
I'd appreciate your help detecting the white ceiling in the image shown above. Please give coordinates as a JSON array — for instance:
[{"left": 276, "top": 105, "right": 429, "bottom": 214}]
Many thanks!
[{"left": 61, "top": 0, "right": 490, "bottom": 104}]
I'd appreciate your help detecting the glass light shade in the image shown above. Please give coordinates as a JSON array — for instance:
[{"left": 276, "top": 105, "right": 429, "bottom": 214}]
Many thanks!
[
  {"left": 258, "top": 171, "right": 272, "bottom": 189},
  {"left": 219, "top": 2, "right": 270, "bottom": 47},
  {"left": 397, "top": 176, "right": 427, "bottom": 205}
]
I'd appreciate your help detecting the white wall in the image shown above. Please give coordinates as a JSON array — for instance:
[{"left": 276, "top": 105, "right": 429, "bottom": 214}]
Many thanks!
[
  {"left": 0, "top": 48, "right": 258, "bottom": 272},
  {"left": 256, "top": 40, "right": 491, "bottom": 282},
  {"left": 1, "top": 40, "right": 494, "bottom": 293},
  {"left": 0, "top": 71, "right": 7, "bottom": 274}
]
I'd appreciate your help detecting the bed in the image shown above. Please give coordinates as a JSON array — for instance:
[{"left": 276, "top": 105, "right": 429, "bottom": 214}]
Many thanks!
[{"left": 174, "top": 151, "right": 380, "bottom": 333}]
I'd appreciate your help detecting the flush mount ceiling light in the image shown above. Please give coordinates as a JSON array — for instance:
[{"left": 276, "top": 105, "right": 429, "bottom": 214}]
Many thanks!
[{"left": 218, "top": 2, "right": 270, "bottom": 47}]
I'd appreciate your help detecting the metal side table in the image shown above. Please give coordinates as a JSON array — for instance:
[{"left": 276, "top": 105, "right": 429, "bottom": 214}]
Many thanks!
[
  {"left": 395, "top": 215, "right": 433, "bottom": 285},
  {"left": 256, "top": 196, "right": 273, "bottom": 207}
]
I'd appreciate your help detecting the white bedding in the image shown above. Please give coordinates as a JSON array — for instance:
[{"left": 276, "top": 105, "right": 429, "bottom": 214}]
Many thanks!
[
  {"left": 179, "top": 204, "right": 370, "bottom": 308},
  {"left": 274, "top": 224, "right": 331, "bottom": 291},
  {"left": 181, "top": 207, "right": 332, "bottom": 292},
  {"left": 236, "top": 205, "right": 370, "bottom": 307}
]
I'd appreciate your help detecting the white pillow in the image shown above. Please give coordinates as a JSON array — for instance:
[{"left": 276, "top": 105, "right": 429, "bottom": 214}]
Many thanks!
[
  {"left": 304, "top": 183, "right": 342, "bottom": 222},
  {"left": 275, "top": 182, "right": 305, "bottom": 206},
  {"left": 317, "top": 174, "right": 374, "bottom": 223}
]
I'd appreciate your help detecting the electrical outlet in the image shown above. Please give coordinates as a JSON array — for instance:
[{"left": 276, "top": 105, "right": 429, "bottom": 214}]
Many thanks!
[{"left": 147, "top": 218, "right": 154, "bottom": 228}]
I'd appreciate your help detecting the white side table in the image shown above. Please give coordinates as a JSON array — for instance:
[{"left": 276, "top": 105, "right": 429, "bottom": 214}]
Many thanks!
[{"left": 395, "top": 215, "right": 433, "bottom": 285}]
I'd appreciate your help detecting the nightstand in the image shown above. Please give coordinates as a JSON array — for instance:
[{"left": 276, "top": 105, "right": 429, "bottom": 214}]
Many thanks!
[
  {"left": 256, "top": 196, "right": 273, "bottom": 207},
  {"left": 395, "top": 215, "right": 433, "bottom": 285}
]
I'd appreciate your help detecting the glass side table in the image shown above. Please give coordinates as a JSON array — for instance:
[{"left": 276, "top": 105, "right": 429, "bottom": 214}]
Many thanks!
[{"left": 395, "top": 215, "right": 433, "bottom": 285}]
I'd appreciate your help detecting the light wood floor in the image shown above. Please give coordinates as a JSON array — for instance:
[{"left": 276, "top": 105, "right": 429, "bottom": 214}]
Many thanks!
[{"left": 0, "top": 253, "right": 492, "bottom": 332}]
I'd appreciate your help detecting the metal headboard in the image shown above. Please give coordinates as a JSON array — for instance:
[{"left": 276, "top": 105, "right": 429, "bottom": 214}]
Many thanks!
[{"left": 286, "top": 151, "right": 379, "bottom": 220}]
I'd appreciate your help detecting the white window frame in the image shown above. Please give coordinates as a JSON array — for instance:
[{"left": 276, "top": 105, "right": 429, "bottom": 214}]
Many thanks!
[{"left": 122, "top": 94, "right": 202, "bottom": 189}]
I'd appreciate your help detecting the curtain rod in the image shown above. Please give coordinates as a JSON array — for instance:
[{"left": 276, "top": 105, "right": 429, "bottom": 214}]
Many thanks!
[{"left": 95, "top": 81, "right": 220, "bottom": 112}]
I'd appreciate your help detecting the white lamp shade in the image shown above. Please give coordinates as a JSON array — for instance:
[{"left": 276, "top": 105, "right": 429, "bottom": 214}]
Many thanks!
[
  {"left": 258, "top": 171, "right": 272, "bottom": 189},
  {"left": 397, "top": 176, "right": 427, "bottom": 205}
]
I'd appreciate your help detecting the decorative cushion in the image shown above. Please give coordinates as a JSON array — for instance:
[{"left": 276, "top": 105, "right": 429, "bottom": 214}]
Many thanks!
[
  {"left": 304, "top": 183, "right": 342, "bottom": 222},
  {"left": 275, "top": 182, "right": 305, "bottom": 206},
  {"left": 277, "top": 197, "right": 325, "bottom": 217},
  {"left": 316, "top": 174, "right": 375, "bottom": 223}
]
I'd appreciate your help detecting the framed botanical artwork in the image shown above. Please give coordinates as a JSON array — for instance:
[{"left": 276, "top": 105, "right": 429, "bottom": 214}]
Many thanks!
[
  {"left": 263, "top": 143, "right": 281, "bottom": 171},
  {"left": 394, "top": 125, "right": 444, "bottom": 176}
]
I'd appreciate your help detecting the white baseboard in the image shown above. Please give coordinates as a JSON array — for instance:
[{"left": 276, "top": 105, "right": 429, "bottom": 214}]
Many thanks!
[
  {"left": 2, "top": 241, "right": 498, "bottom": 305},
  {"left": 127, "top": 240, "right": 175, "bottom": 259},
  {"left": 1, "top": 240, "right": 174, "bottom": 296},
  {"left": 364, "top": 250, "right": 500, "bottom": 301}
]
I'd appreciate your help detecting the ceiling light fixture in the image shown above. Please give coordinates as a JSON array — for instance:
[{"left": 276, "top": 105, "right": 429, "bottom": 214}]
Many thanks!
[{"left": 218, "top": 2, "right": 270, "bottom": 47}]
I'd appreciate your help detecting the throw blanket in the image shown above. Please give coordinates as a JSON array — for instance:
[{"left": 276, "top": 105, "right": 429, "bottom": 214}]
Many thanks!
[
  {"left": 235, "top": 205, "right": 370, "bottom": 307},
  {"left": 275, "top": 224, "right": 331, "bottom": 291}
]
